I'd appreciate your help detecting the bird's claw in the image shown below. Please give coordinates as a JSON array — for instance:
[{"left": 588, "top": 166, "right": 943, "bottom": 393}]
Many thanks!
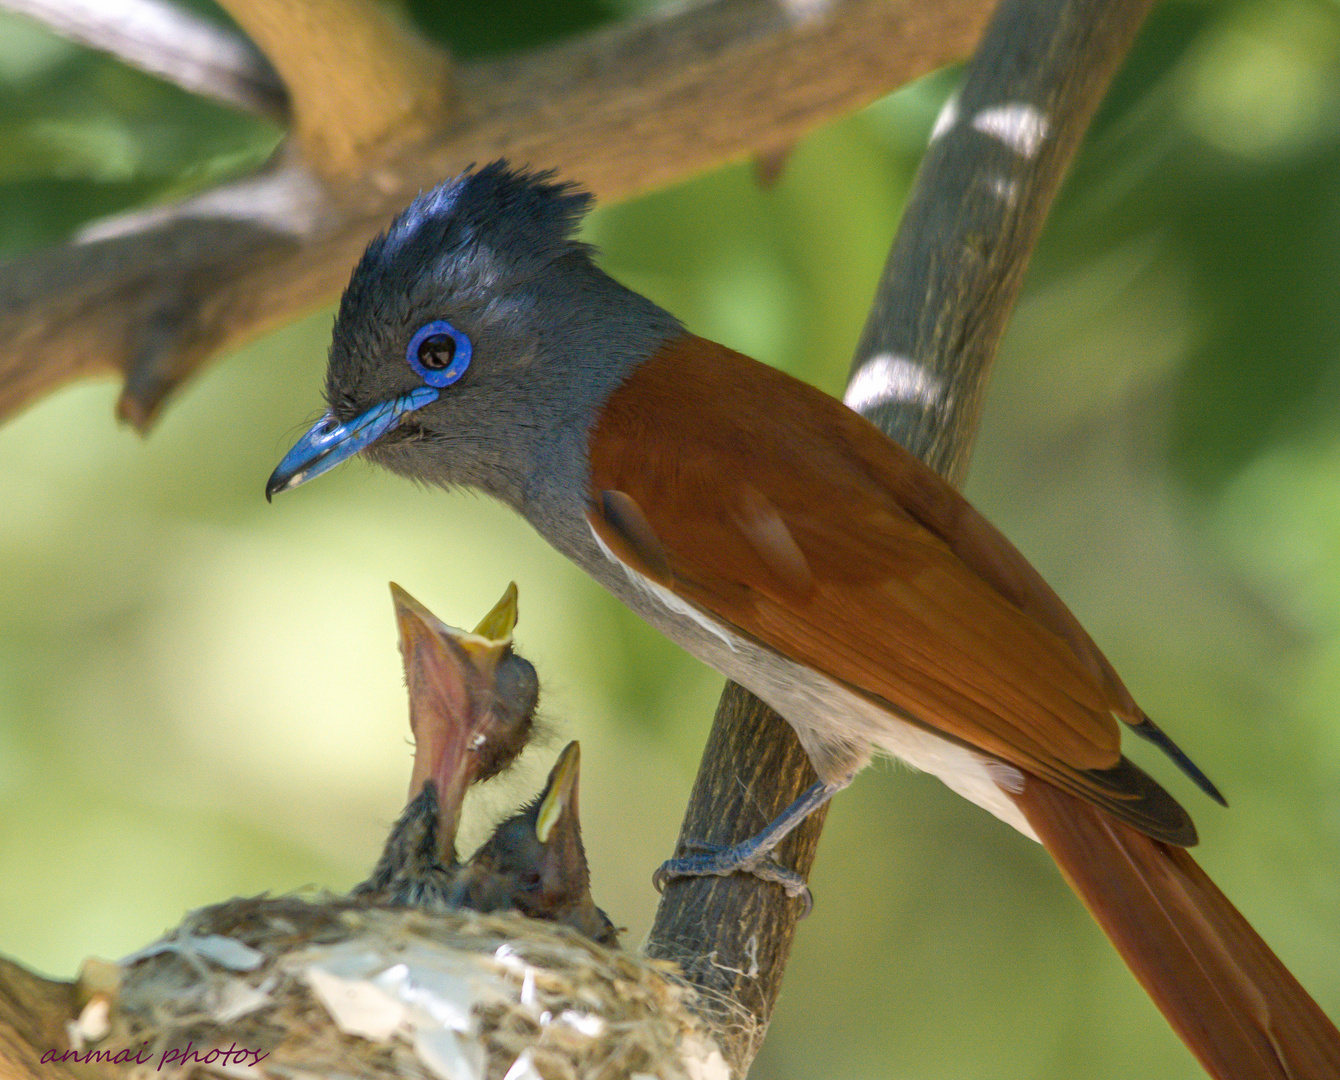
[{"left": 653, "top": 840, "right": 813, "bottom": 915}]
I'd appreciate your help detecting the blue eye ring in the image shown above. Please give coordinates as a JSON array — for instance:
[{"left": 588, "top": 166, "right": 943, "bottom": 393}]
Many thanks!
[{"left": 407, "top": 320, "right": 472, "bottom": 388}]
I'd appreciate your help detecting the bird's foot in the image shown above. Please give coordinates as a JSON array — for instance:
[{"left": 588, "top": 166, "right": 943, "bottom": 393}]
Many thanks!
[
  {"left": 651, "top": 780, "right": 843, "bottom": 915},
  {"left": 653, "top": 840, "right": 813, "bottom": 915}
]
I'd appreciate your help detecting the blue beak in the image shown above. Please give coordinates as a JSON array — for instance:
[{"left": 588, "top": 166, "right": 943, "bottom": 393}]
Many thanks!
[{"left": 265, "top": 386, "right": 439, "bottom": 500}]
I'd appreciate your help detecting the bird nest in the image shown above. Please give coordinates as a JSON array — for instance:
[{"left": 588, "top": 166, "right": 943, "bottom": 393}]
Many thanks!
[{"left": 66, "top": 893, "right": 728, "bottom": 1080}]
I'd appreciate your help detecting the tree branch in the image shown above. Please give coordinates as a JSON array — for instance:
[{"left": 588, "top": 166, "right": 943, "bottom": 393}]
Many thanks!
[
  {"left": 216, "top": 0, "right": 456, "bottom": 178},
  {"left": 0, "top": 956, "right": 102, "bottom": 1080},
  {"left": 645, "top": 0, "right": 1155, "bottom": 1074},
  {"left": 0, "top": 0, "right": 288, "bottom": 122},
  {"left": 0, "top": 0, "right": 995, "bottom": 432},
  {"left": 847, "top": 0, "right": 1158, "bottom": 484}
]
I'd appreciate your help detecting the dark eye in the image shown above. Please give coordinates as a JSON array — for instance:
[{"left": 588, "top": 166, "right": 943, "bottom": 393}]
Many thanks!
[
  {"left": 417, "top": 334, "right": 455, "bottom": 370},
  {"left": 406, "top": 319, "right": 472, "bottom": 388}
]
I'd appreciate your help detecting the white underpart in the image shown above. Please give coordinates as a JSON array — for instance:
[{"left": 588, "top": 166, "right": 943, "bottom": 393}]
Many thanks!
[
  {"left": 589, "top": 527, "right": 1038, "bottom": 841},
  {"left": 588, "top": 523, "right": 739, "bottom": 651}
]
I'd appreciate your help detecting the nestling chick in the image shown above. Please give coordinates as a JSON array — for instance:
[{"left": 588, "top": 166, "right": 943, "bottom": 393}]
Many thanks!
[
  {"left": 354, "top": 584, "right": 617, "bottom": 948},
  {"left": 452, "top": 741, "right": 620, "bottom": 947},
  {"left": 354, "top": 581, "right": 536, "bottom": 900}
]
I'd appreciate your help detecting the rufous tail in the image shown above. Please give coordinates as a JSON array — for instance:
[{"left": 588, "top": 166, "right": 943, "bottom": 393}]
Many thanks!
[{"left": 1014, "top": 778, "right": 1340, "bottom": 1080}]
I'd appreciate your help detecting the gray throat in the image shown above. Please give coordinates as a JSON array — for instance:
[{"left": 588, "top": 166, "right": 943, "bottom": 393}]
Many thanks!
[{"left": 509, "top": 265, "right": 677, "bottom": 552}]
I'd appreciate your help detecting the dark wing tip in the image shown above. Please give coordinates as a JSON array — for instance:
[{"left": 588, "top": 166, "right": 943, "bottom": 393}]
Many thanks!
[
  {"left": 1083, "top": 757, "right": 1199, "bottom": 847},
  {"left": 1126, "top": 714, "right": 1228, "bottom": 807}
]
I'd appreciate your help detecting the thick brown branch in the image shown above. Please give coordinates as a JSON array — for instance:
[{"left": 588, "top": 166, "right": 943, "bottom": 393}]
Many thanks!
[
  {"left": 645, "top": 0, "right": 1155, "bottom": 1074},
  {"left": 0, "top": 0, "right": 995, "bottom": 432},
  {"left": 216, "top": 0, "right": 456, "bottom": 177},
  {"left": 0, "top": 956, "right": 107, "bottom": 1080}
]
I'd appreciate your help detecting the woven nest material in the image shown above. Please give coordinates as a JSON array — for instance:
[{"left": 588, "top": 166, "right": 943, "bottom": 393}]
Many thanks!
[{"left": 64, "top": 893, "right": 729, "bottom": 1080}]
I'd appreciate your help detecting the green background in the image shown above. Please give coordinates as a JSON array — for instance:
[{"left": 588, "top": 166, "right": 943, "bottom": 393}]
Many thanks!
[{"left": 1, "top": 1, "right": 1338, "bottom": 1077}]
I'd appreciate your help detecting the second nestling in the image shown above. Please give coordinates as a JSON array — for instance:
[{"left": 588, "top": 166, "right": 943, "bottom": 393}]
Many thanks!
[{"left": 352, "top": 582, "right": 620, "bottom": 948}]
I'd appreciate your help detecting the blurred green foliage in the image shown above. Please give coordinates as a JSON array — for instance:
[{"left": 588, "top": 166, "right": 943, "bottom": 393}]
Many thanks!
[{"left": 0, "top": 1, "right": 1338, "bottom": 1078}]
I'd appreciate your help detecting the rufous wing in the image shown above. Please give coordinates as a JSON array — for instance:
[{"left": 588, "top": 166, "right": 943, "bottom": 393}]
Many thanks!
[{"left": 588, "top": 333, "right": 1191, "bottom": 843}]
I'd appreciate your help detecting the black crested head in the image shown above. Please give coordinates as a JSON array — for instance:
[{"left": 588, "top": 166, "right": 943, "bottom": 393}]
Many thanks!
[
  {"left": 339, "top": 162, "right": 594, "bottom": 332},
  {"left": 324, "top": 162, "right": 598, "bottom": 434},
  {"left": 277, "top": 157, "right": 678, "bottom": 513}
]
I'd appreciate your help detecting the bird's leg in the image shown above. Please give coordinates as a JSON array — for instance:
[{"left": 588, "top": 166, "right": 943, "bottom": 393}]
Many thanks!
[{"left": 653, "top": 779, "right": 845, "bottom": 907}]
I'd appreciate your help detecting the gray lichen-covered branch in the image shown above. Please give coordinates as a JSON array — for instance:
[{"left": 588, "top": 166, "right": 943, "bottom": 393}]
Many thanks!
[{"left": 644, "top": 0, "right": 1155, "bottom": 1074}]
